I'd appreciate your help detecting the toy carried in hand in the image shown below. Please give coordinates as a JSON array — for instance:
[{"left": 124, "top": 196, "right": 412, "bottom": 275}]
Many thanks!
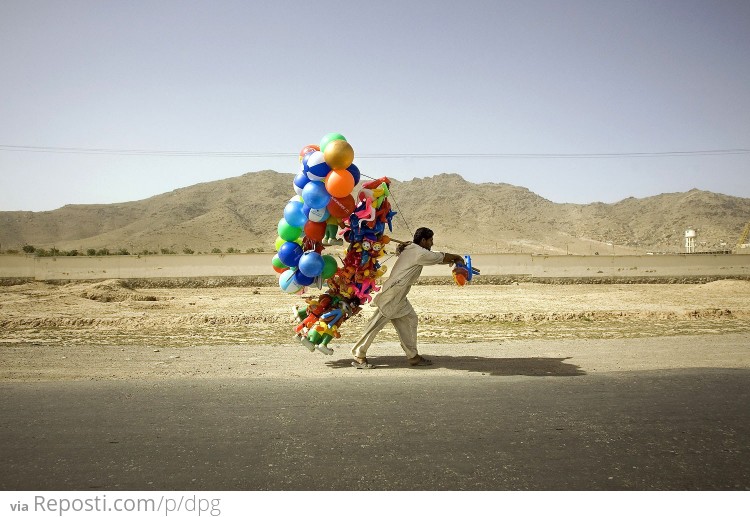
[{"left": 452, "top": 255, "right": 480, "bottom": 286}]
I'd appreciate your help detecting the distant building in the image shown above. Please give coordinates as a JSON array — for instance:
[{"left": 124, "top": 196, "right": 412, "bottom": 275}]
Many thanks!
[{"left": 684, "top": 228, "right": 696, "bottom": 253}]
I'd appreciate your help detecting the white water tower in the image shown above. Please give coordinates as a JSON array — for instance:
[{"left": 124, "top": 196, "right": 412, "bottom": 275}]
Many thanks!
[{"left": 684, "top": 228, "right": 697, "bottom": 253}]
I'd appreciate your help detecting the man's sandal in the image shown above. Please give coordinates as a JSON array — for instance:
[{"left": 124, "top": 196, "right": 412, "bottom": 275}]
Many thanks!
[
  {"left": 351, "top": 358, "right": 374, "bottom": 369},
  {"left": 408, "top": 355, "right": 433, "bottom": 367}
]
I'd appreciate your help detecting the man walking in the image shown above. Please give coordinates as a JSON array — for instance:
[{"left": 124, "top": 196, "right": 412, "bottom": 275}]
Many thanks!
[{"left": 351, "top": 227, "right": 465, "bottom": 369}]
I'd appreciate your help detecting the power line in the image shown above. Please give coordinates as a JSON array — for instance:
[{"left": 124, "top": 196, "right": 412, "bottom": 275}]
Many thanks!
[
  {"left": 363, "top": 149, "right": 750, "bottom": 158},
  {"left": 0, "top": 145, "right": 292, "bottom": 157},
  {"left": 0, "top": 144, "right": 749, "bottom": 159}
]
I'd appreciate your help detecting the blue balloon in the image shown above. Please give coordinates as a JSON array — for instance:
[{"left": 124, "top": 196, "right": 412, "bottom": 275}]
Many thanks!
[
  {"left": 284, "top": 200, "right": 307, "bottom": 227},
  {"left": 301, "top": 152, "right": 315, "bottom": 173},
  {"left": 298, "top": 251, "right": 325, "bottom": 278},
  {"left": 347, "top": 163, "right": 361, "bottom": 184},
  {"left": 306, "top": 151, "right": 331, "bottom": 181},
  {"left": 303, "top": 204, "right": 329, "bottom": 222},
  {"left": 279, "top": 269, "right": 302, "bottom": 293},
  {"left": 278, "top": 241, "right": 303, "bottom": 268},
  {"left": 294, "top": 270, "right": 315, "bottom": 286},
  {"left": 294, "top": 171, "right": 310, "bottom": 190},
  {"left": 301, "top": 180, "right": 331, "bottom": 210}
]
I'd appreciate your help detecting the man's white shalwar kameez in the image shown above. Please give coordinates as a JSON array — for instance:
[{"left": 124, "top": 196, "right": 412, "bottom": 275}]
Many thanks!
[{"left": 351, "top": 243, "right": 444, "bottom": 359}]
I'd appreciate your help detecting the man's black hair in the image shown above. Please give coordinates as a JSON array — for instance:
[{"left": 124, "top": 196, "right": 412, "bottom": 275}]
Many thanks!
[{"left": 413, "top": 227, "right": 434, "bottom": 244}]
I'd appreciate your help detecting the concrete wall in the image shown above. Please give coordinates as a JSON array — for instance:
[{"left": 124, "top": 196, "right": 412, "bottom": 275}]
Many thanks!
[
  {"left": 2, "top": 253, "right": 749, "bottom": 281},
  {"left": 420, "top": 253, "right": 750, "bottom": 278},
  {"left": 0, "top": 254, "right": 272, "bottom": 281}
]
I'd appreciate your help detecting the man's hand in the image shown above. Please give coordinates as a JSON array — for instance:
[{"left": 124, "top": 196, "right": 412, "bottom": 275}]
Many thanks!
[
  {"left": 443, "top": 253, "right": 465, "bottom": 266},
  {"left": 396, "top": 241, "right": 412, "bottom": 254}
]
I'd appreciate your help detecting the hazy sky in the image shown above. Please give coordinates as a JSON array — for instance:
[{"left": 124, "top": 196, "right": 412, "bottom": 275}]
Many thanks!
[{"left": 1, "top": 0, "right": 749, "bottom": 211}]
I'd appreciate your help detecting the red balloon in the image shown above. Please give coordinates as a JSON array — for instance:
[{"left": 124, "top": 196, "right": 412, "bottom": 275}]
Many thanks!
[
  {"left": 304, "top": 220, "right": 327, "bottom": 241},
  {"left": 327, "top": 194, "right": 356, "bottom": 218},
  {"left": 273, "top": 264, "right": 289, "bottom": 274},
  {"left": 299, "top": 144, "right": 320, "bottom": 162}
]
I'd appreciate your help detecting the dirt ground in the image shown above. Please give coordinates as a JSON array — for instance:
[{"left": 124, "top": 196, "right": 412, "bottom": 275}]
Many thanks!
[{"left": 1, "top": 279, "right": 749, "bottom": 381}]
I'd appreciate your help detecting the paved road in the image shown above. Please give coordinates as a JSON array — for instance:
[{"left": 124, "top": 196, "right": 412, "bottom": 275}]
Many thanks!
[{"left": 1, "top": 367, "right": 748, "bottom": 490}]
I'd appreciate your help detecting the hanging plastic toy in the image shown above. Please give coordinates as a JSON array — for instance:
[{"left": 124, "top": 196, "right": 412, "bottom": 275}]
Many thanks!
[{"left": 452, "top": 255, "right": 481, "bottom": 286}]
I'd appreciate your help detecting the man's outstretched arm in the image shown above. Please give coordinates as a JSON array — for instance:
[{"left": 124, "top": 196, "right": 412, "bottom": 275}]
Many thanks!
[{"left": 441, "top": 252, "right": 465, "bottom": 266}]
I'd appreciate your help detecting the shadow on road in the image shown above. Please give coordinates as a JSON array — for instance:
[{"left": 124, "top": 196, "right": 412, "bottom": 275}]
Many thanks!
[{"left": 326, "top": 355, "right": 586, "bottom": 376}]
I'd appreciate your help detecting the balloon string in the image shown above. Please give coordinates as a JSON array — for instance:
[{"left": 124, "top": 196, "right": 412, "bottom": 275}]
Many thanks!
[{"left": 359, "top": 172, "right": 414, "bottom": 240}]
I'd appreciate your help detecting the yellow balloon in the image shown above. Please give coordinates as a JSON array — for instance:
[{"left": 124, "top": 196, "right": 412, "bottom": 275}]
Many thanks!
[
  {"left": 323, "top": 139, "right": 354, "bottom": 170},
  {"left": 276, "top": 235, "right": 303, "bottom": 251}
]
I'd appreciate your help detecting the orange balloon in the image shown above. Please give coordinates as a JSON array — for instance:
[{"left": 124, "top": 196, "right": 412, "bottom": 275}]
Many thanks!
[
  {"left": 325, "top": 169, "right": 355, "bottom": 198},
  {"left": 323, "top": 139, "right": 354, "bottom": 170},
  {"left": 327, "top": 194, "right": 356, "bottom": 218}
]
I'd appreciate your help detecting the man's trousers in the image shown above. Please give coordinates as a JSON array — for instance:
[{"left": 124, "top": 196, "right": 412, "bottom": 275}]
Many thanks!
[{"left": 350, "top": 306, "right": 419, "bottom": 359}]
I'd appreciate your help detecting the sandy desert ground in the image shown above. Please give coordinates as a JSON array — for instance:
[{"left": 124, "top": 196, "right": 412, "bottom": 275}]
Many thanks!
[{"left": 1, "top": 279, "right": 749, "bottom": 381}]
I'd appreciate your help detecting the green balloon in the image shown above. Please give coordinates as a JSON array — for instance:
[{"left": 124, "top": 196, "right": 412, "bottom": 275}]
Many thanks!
[
  {"left": 321, "top": 254, "right": 339, "bottom": 279},
  {"left": 320, "top": 132, "right": 347, "bottom": 153},
  {"left": 272, "top": 254, "right": 285, "bottom": 269},
  {"left": 275, "top": 236, "right": 285, "bottom": 251},
  {"left": 277, "top": 219, "right": 302, "bottom": 242}
]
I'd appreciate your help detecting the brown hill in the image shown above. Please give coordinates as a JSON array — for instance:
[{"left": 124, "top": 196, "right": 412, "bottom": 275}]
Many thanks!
[{"left": 1, "top": 171, "right": 749, "bottom": 255}]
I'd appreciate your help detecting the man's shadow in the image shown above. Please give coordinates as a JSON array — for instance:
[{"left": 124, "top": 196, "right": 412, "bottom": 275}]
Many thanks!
[{"left": 327, "top": 356, "right": 585, "bottom": 376}]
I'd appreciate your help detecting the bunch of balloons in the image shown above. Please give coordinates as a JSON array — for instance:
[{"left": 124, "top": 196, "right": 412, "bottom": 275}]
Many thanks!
[
  {"left": 271, "top": 133, "right": 396, "bottom": 355},
  {"left": 272, "top": 132, "right": 359, "bottom": 292}
]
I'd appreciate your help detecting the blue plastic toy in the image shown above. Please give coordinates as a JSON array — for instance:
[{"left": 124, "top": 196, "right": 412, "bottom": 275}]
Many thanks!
[{"left": 452, "top": 255, "right": 480, "bottom": 286}]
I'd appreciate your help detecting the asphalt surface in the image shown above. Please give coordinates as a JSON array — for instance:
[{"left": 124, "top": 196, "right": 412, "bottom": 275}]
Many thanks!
[{"left": 1, "top": 366, "right": 749, "bottom": 490}]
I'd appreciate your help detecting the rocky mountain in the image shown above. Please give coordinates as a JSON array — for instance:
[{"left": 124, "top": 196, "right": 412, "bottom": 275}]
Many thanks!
[{"left": 1, "top": 171, "right": 749, "bottom": 255}]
